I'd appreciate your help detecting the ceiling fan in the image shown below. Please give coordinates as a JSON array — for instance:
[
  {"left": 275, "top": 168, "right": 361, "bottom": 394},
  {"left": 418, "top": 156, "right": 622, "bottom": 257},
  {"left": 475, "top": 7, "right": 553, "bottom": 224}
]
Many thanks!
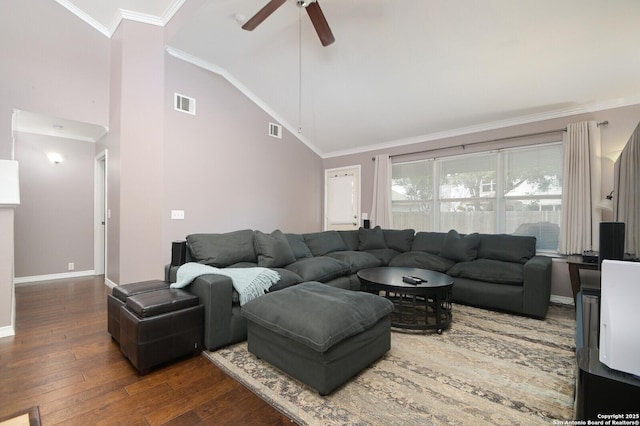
[{"left": 242, "top": 0, "right": 335, "bottom": 47}]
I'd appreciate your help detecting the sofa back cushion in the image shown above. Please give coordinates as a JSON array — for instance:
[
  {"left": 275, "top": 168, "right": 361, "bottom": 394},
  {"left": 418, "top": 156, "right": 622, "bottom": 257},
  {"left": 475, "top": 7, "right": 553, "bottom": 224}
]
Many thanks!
[
  {"left": 478, "top": 234, "right": 536, "bottom": 264},
  {"left": 363, "top": 248, "right": 400, "bottom": 265},
  {"left": 382, "top": 229, "right": 415, "bottom": 252},
  {"left": 326, "top": 251, "right": 382, "bottom": 274},
  {"left": 439, "top": 229, "right": 480, "bottom": 262},
  {"left": 389, "top": 251, "right": 455, "bottom": 273},
  {"left": 412, "top": 232, "right": 448, "bottom": 254},
  {"left": 285, "top": 257, "right": 350, "bottom": 282},
  {"left": 338, "top": 230, "right": 360, "bottom": 251},
  {"left": 358, "top": 226, "right": 387, "bottom": 250},
  {"left": 303, "top": 231, "right": 347, "bottom": 256},
  {"left": 285, "top": 233, "right": 313, "bottom": 260},
  {"left": 254, "top": 230, "right": 296, "bottom": 268},
  {"left": 447, "top": 259, "right": 524, "bottom": 285},
  {"left": 187, "top": 230, "right": 256, "bottom": 267}
]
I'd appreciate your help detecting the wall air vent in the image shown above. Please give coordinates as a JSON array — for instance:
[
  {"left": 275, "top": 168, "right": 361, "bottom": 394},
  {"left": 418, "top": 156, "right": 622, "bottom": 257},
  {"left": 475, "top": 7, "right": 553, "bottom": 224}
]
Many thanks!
[
  {"left": 174, "top": 93, "right": 196, "bottom": 115},
  {"left": 269, "top": 122, "right": 282, "bottom": 139}
]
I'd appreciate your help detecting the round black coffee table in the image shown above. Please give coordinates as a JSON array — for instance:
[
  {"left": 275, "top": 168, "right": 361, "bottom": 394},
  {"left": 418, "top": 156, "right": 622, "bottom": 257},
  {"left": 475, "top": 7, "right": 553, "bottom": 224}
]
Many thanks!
[{"left": 357, "top": 267, "right": 454, "bottom": 333}]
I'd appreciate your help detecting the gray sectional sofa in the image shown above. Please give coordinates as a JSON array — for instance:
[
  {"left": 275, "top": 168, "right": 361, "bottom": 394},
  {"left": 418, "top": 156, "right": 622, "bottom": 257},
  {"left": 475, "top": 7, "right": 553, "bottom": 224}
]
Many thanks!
[{"left": 165, "top": 227, "right": 552, "bottom": 350}]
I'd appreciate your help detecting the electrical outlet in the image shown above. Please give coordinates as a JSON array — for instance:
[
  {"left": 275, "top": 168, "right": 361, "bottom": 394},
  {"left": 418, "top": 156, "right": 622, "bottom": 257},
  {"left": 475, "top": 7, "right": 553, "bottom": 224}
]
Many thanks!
[
  {"left": 68, "top": 262, "right": 75, "bottom": 271},
  {"left": 171, "top": 210, "right": 185, "bottom": 220}
]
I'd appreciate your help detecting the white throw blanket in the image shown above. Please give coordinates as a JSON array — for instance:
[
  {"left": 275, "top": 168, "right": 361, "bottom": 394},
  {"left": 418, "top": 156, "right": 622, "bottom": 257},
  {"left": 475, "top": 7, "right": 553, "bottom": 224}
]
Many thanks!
[{"left": 170, "top": 262, "right": 280, "bottom": 306}]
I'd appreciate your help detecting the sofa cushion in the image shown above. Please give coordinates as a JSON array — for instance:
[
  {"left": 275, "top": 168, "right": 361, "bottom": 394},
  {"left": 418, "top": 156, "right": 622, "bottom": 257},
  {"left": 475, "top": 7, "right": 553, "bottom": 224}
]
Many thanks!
[
  {"left": 227, "top": 261, "right": 258, "bottom": 268},
  {"left": 447, "top": 259, "right": 524, "bottom": 285},
  {"left": 338, "top": 230, "right": 360, "bottom": 251},
  {"left": 285, "top": 257, "right": 350, "bottom": 282},
  {"left": 303, "top": 231, "right": 347, "bottom": 256},
  {"left": 412, "top": 232, "right": 448, "bottom": 254},
  {"left": 326, "top": 251, "right": 382, "bottom": 274},
  {"left": 187, "top": 230, "right": 256, "bottom": 267},
  {"left": 285, "top": 234, "right": 313, "bottom": 260},
  {"left": 364, "top": 248, "right": 401, "bottom": 265},
  {"left": 439, "top": 229, "right": 480, "bottom": 262},
  {"left": 389, "top": 251, "right": 455, "bottom": 273},
  {"left": 478, "top": 234, "right": 536, "bottom": 264},
  {"left": 266, "top": 268, "right": 304, "bottom": 292},
  {"left": 358, "top": 226, "right": 387, "bottom": 250},
  {"left": 383, "top": 229, "right": 415, "bottom": 252},
  {"left": 241, "top": 281, "right": 394, "bottom": 352},
  {"left": 254, "top": 230, "right": 296, "bottom": 268}
]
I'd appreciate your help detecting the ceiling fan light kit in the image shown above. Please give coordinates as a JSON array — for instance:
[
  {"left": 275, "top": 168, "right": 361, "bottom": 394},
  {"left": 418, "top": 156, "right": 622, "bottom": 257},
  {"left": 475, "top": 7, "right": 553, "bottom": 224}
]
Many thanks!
[{"left": 242, "top": 0, "right": 335, "bottom": 46}]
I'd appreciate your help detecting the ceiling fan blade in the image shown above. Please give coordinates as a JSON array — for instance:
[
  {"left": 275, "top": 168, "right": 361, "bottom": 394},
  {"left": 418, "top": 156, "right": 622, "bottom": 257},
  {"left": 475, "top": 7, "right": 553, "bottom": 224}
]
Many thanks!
[
  {"left": 242, "top": 0, "right": 287, "bottom": 31},
  {"left": 305, "top": 1, "right": 335, "bottom": 46}
]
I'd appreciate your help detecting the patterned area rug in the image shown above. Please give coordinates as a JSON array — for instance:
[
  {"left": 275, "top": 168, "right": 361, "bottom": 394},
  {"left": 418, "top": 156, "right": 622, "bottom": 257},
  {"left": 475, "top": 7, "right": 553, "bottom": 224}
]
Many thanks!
[{"left": 204, "top": 303, "right": 576, "bottom": 425}]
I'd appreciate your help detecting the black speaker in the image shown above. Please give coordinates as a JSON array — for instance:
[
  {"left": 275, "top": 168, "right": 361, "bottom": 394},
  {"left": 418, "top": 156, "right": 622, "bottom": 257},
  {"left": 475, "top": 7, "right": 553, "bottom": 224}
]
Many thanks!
[
  {"left": 363, "top": 219, "right": 370, "bottom": 229},
  {"left": 599, "top": 222, "right": 625, "bottom": 266},
  {"left": 171, "top": 240, "right": 187, "bottom": 266}
]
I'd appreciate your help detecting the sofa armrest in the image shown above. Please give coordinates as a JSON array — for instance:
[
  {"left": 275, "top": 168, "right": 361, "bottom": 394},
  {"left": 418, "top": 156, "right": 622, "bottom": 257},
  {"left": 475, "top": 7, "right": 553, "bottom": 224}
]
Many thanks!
[
  {"left": 182, "top": 274, "right": 235, "bottom": 350},
  {"left": 522, "top": 255, "right": 552, "bottom": 318},
  {"left": 164, "top": 264, "right": 179, "bottom": 283}
]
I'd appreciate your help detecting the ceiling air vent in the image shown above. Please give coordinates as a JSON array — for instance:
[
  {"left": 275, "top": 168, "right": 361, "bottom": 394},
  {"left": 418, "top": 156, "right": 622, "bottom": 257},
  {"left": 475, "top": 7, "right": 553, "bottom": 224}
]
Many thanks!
[
  {"left": 269, "top": 122, "right": 282, "bottom": 139},
  {"left": 174, "top": 93, "right": 196, "bottom": 115}
]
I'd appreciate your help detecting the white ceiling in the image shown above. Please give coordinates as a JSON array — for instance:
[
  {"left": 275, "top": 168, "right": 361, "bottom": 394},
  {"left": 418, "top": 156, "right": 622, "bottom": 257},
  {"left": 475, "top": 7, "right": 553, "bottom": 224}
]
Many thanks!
[
  {"left": 14, "top": 110, "right": 107, "bottom": 143},
  {"left": 57, "top": 0, "right": 640, "bottom": 157}
]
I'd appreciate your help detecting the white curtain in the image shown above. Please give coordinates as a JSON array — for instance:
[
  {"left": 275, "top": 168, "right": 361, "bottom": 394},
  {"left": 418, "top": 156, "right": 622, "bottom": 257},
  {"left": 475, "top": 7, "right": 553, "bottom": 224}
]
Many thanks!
[
  {"left": 559, "top": 121, "right": 602, "bottom": 254},
  {"left": 614, "top": 122, "right": 640, "bottom": 256},
  {"left": 370, "top": 154, "right": 393, "bottom": 228}
]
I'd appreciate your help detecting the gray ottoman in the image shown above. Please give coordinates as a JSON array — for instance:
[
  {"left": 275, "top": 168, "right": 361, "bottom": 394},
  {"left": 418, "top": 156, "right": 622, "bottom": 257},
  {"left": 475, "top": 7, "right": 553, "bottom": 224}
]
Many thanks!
[{"left": 241, "top": 281, "right": 394, "bottom": 395}]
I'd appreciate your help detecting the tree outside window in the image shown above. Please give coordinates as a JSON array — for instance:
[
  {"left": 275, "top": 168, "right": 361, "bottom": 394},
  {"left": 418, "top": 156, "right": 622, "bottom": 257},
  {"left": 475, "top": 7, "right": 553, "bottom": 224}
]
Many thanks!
[{"left": 391, "top": 143, "right": 563, "bottom": 251}]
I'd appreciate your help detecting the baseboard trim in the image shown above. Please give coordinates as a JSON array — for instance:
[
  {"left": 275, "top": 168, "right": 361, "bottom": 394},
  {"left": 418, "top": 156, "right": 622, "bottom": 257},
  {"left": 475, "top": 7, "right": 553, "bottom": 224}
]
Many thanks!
[
  {"left": 105, "top": 278, "right": 117, "bottom": 289},
  {"left": 0, "top": 325, "right": 15, "bottom": 338},
  {"left": 14, "top": 270, "right": 96, "bottom": 285},
  {"left": 551, "top": 295, "right": 574, "bottom": 305}
]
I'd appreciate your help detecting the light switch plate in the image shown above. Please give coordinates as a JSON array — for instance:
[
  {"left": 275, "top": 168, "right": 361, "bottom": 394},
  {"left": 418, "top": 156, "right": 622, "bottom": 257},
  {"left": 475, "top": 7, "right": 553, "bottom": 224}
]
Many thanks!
[{"left": 171, "top": 210, "right": 185, "bottom": 220}]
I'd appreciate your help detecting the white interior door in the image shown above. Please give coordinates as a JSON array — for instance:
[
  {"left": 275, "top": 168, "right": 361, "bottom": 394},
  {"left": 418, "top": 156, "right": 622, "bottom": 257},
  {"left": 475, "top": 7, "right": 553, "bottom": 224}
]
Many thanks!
[
  {"left": 94, "top": 151, "right": 107, "bottom": 276},
  {"left": 325, "top": 166, "right": 361, "bottom": 230}
]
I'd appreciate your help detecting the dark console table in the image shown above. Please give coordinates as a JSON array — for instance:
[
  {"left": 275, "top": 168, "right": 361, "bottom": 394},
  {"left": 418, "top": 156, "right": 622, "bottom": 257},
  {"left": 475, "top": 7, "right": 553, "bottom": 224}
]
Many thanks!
[
  {"left": 575, "top": 291, "right": 640, "bottom": 420},
  {"left": 567, "top": 255, "right": 598, "bottom": 304}
]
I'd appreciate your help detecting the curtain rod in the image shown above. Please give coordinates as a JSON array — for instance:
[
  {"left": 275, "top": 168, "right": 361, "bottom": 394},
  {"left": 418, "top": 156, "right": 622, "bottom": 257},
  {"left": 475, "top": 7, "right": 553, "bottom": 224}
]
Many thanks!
[{"left": 372, "top": 121, "right": 609, "bottom": 161}]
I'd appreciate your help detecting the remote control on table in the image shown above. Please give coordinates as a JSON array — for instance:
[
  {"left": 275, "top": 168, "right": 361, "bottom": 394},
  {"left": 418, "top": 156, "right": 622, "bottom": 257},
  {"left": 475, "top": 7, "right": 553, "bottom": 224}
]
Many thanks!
[{"left": 402, "top": 275, "right": 424, "bottom": 285}]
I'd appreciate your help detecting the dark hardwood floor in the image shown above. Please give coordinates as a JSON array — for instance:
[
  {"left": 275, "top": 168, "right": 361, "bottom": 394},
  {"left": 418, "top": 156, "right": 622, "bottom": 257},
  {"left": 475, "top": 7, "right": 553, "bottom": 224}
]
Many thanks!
[{"left": 0, "top": 276, "right": 294, "bottom": 425}]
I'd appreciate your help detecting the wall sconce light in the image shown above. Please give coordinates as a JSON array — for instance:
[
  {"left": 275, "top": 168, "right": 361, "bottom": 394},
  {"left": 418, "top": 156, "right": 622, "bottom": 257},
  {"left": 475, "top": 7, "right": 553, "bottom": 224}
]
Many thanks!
[
  {"left": 597, "top": 190, "right": 614, "bottom": 211},
  {"left": 47, "top": 152, "right": 64, "bottom": 164}
]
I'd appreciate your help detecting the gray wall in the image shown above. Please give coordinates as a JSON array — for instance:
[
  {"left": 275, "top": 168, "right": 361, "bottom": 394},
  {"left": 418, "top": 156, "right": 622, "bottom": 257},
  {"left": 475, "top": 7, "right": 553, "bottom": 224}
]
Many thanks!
[
  {"left": 161, "top": 54, "right": 324, "bottom": 255},
  {"left": 0, "top": 1, "right": 110, "bottom": 158},
  {"left": 14, "top": 133, "right": 95, "bottom": 278},
  {"left": 323, "top": 104, "right": 640, "bottom": 298},
  {"left": 96, "top": 20, "right": 166, "bottom": 285},
  {"left": 95, "top": 20, "right": 324, "bottom": 285},
  {"left": 0, "top": 0, "right": 110, "bottom": 332}
]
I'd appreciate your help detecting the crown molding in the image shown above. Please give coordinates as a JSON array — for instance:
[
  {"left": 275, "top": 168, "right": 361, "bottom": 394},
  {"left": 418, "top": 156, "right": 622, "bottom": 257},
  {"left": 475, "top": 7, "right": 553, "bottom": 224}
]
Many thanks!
[
  {"left": 166, "top": 46, "right": 324, "bottom": 158},
  {"left": 56, "top": 0, "right": 111, "bottom": 37},
  {"left": 56, "top": 0, "right": 185, "bottom": 38},
  {"left": 322, "top": 94, "right": 640, "bottom": 159}
]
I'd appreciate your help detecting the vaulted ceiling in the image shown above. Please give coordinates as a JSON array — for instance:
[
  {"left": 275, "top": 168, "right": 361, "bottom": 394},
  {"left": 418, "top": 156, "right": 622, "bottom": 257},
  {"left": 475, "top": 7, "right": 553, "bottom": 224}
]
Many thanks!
[{"left": 56, "top": 0, "right": 640, "bottom": 157}]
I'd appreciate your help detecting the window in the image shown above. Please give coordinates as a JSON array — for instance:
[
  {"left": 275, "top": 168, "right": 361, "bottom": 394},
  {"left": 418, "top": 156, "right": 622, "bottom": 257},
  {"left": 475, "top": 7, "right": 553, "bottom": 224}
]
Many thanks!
[{"left": 392, "top": 142, "right": 563, "bottom": 251}]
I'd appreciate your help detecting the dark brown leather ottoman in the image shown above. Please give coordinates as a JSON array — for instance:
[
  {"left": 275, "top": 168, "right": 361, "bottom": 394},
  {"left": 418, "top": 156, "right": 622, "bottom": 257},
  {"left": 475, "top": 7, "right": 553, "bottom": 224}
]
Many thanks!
[
  {"left": 107, "top": 280, "right": 169, "bottom": 343},
  {"left": 242, "top": 281, "right": 394, "bottom": 395},
  {"left": 119, "top": 288, "right": 204, "bottom": 374}
]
